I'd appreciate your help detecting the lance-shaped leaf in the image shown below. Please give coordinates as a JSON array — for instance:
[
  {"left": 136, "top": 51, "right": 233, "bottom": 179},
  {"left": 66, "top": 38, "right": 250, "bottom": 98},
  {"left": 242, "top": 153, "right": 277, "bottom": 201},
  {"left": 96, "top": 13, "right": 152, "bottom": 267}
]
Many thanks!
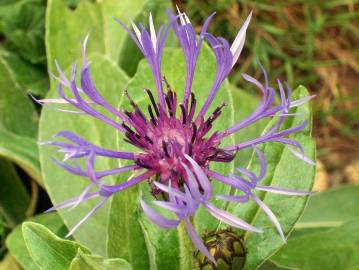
[
  {"left": 22, "top": 222, "right": 90, "bottom": 270},
  {"left": 271, "top": 219, "right": 359, "bottom": 270},
  {"left": 0, "top": 158, "right": 30, "bottom": 228},
  {"left": 70, "top": 249, "right": 132, "bottom": 270},
  {"left": 6, "top": 213, "right": 67, "bottom": 270},
  {"left": 296, "top": 184, "right": 359, "bottom": 229},
  {"left": 0, "top": 129, "right": 41, "bottom": 183},
  {"left": 0, "top": 50, "right": 49, "bottom": 97},
  {"left": 0, "top": 54, "right": 42, "bottom": 185}
]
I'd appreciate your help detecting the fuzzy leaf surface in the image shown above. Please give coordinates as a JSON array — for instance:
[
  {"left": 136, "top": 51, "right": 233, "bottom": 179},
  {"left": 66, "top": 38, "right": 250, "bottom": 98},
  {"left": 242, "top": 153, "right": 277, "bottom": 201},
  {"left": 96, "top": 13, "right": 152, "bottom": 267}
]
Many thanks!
[
  {"left": 6, "top": 213, "right": 67, "bottom": 270},
  {"left": 22, "top": 222, "right": 89, "bottom": 270}
]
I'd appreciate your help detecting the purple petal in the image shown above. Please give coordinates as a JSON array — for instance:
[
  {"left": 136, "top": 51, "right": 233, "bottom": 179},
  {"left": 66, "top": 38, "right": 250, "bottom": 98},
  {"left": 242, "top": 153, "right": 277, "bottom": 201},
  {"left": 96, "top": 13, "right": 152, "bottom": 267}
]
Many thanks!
[
  {"left": 65, "top": 197, "right": 108, "bottom": 238},
  {"left": 254, "top": 146, "right": 266, "bottom": 180},
  {"left": 288, "top": 147, "right": 316, "bottom": 166},
  {"left": 153, "top": 201, "right": 187, "bottom": 215},
  {"left": 196, "top": 34, "right": 233, "bottom": 120},
  {"left": 153, "top": 182, "right": 187, "bottom": 201},
  {"left": 216, "top": 194, "right": 249, "bottom": 203},
  {"left": 207, "top": 170, "right": 247, "bottom": 191},
  {"left": 271, "top": 113, "right": 304, "bottom": 117},
  {"left": 96, "top": 165, "right": 140, "bottom": 179},
  {"left": 183, "top": 184, "right": 198, "bottom": 215},
  {"left": 250, "top": 194, "right": 285, "bottom": 242},
  {"left": 32, "top": 97, "right": 72, "bottom": 104},
  {"left": 230, "top": 11, "right": 252, "bottom": 67},
  {"left": 184, "top": 154, "right": 212, "bottom": 198},
  {"left": 290, "top": 95, "right": 316, "bottom": 107},
  {"left": 255, "top": 185, "right": 314, "bottom": 196},
  {"left": 53, "top": 131, "right": 135, "bottom": 160},
  {"left": 140, "top": 200, "right": 180, "bottom": 228},
  {"left": 204, "top": 202, "right": 262, "bottom": 233},
  {"left": 184, "top": 218, "right": 216, "bottom": 265},
  {"left": 68, "top": 183, "right": 96, "bottom": 211},
  {"left": 52, "top": 108, "right": 85, "bottom": 114},
  {"left": 52, "top": 158, "right": 86, "bottom": 177},
  {"left": 45, "top": 192, "right": 99, "bottom": 213},
  {"left": 236, "top": 167, "right": 257, "bottom": 182},
  {"left": 181, "top": 162, "right": 202, "bottom": 201},
  {"left": 100, "top": 171, "right": 153, "bottom": 195},
  {"left": 242, "top": 73, "right": 264, "bottom": 92}
]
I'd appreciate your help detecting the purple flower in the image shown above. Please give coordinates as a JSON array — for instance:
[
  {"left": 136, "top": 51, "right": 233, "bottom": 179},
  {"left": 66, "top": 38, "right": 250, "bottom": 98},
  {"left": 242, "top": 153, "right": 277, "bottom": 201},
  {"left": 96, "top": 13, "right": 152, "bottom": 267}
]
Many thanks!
[{"left": 41, "top": 8, "right": 314, "bottom": 265}]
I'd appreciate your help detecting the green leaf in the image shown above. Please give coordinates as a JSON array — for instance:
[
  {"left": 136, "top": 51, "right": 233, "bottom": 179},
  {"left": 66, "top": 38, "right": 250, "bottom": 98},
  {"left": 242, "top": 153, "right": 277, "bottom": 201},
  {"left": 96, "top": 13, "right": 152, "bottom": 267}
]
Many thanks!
[
  {"left": 0, "top": 55, "right": 38, "bottom": 137},
  {"left": 0, "top": 1, "right": 21, "bottom": 20},
  {"left": 0, "top": 0, "right": 48, "bottom": 96},
  {"left": 271, "top": 219, "right": 359, "bottom": 270},
  {"left": 6, "top": 213, "right": 67, "bottom": 270},
  {"left": 39, "top": 54, "right": 129, "bottom": 255},
  {"left": 22, "top": 222, "right": 89, "bottom": 270},
  {"left": 0, "top": 50, "right": 49, "bottom": 97},
  {"left": 46, "top": 0, "right": 151, "bottom": 74},
  {"left": 70, "top": 249, "right": 132, "bottom": 270},
  {"left": 0, "top": 158, "right": 30, "bottom": 228},
  {"left": 296, "top": 185, "right": 359, "bottom": 229},
  {"left": 0, "top": 129, "right": 41, "bottom": 184},
  {"left": 0, "top": 54, "right": 42, "bottom": 184},
  {"left": 258, "top": 260, "right": 295, "bottom": 270},
  {"left": 2, "top": 0, "right": 46, "bottom": 64},
  {"left": 227, "top": 86, "right": 316, "bottom": 270},
  {"left": 107, "top": 46, "right": 235, "bottom": 269}
]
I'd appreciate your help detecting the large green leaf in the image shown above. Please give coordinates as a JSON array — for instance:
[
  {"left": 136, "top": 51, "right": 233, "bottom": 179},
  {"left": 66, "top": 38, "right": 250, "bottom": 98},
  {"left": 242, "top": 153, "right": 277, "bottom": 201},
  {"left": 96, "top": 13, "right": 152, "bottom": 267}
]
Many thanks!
[
  {"left": 0, "top": 129, "right": 41, "bottom": 182},
  {"left": 107, "top": 46, "right": 235, "bottom": 269},
  {"left": 0, "top": 50, "right": 48, "bottom": 97},
  {"left": 6, "top": 213, "right": 67, "bottom": 270},
  {"left": 0, "top": 55, "right": 37, "bottom": 137},
  {"left": 258, "top": 260, "right": 294, "bottom": 270},
  {"left": 226, "top": 86, "right": 316, "bottom": 269},
  {"left": 296, "top": 184, "right": 359, "bottom": 229},
  {"left": 0, "top": 158, "right": 30, "bottom": 228},
  {"left": 70, "top": 249, "right": 132, "bottom": 270},
  {"left": 271, "top": 219, "right": 359, "bottom": 270},
  {"left": 22, "top": 222, "right": 90, "bottom": 270},
  {"left": 39, "top": 54, "right": 129, "bottom": 255},
  {"left": 46, "top": 0, "right": 151, "bottom": 73},
  {"left": 0, "top": 54, "right": 42, "bottom": 184}
]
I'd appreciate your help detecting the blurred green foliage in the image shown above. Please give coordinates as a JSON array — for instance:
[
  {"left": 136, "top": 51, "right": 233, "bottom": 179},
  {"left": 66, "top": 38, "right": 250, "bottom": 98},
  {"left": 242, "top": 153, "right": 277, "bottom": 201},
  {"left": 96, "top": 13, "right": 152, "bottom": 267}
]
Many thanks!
[
  {"left": 0, "top": 0, "right": 48, "bottom": 96},
  {"left": 1, "top": 0, "right": 46, "bottom": 64}
]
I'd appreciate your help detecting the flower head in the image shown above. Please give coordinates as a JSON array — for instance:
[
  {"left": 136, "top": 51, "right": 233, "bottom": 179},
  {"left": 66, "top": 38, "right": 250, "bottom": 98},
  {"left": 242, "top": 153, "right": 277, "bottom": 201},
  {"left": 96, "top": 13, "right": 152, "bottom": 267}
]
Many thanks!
[{"left": 41, "top": 8, "right": 314, "bottom": 265}]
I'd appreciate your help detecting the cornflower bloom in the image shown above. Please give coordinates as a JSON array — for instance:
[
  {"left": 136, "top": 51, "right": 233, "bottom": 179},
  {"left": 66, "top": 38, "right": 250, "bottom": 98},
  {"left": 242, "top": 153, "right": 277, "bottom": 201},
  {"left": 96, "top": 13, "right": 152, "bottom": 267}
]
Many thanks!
[{"left": 40, "top": 9, "right": 314, "bottom": 264}]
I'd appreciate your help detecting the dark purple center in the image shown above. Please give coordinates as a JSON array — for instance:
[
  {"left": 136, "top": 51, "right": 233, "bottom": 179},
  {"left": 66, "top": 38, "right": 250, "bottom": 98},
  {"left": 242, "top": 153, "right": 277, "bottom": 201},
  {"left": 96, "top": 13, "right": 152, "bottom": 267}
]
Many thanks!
[{"left": 121, "top": 79, "right": 235, "bottom": 193}]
